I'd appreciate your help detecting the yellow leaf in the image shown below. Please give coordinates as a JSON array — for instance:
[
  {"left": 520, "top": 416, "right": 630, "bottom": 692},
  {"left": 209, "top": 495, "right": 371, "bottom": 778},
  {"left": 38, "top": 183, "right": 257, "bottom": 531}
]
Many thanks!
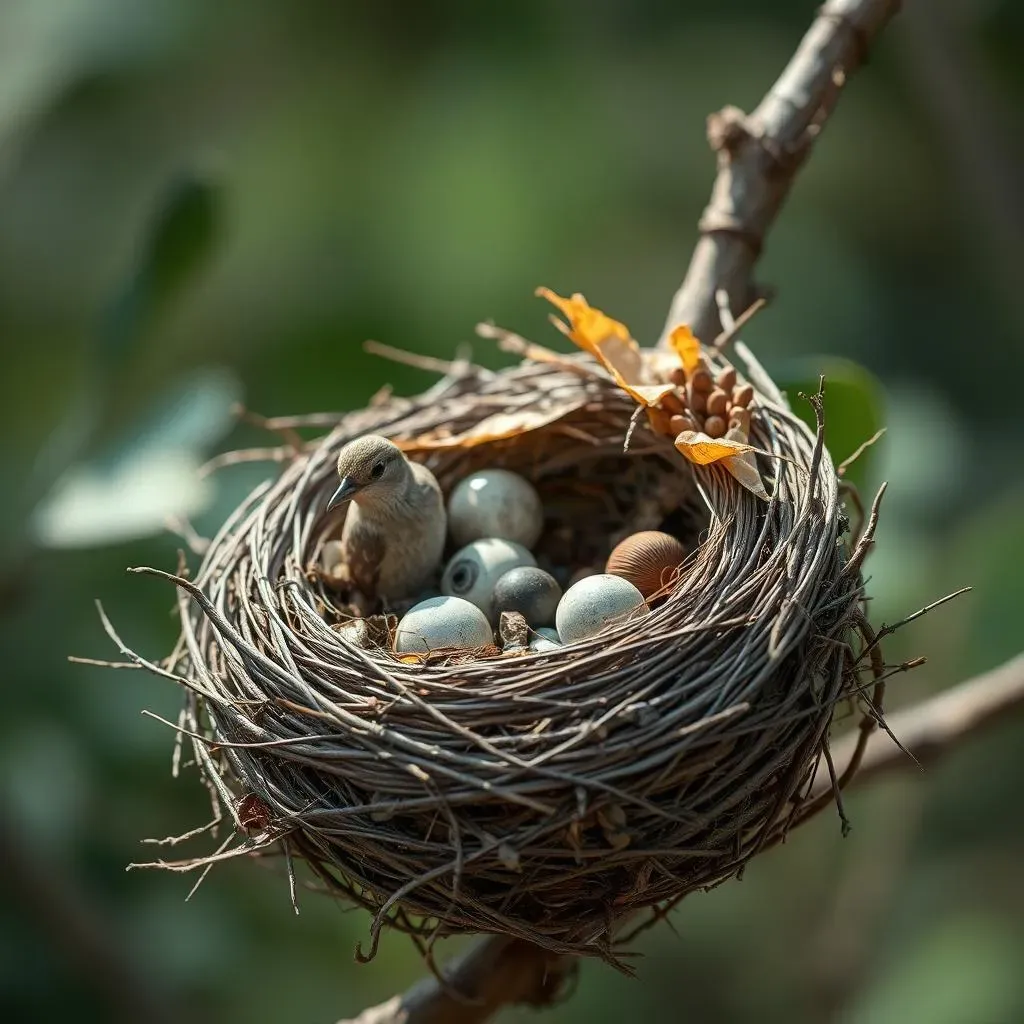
[
  {"left": 619, "top": 381, "right": 677, "bottom": 407},
  {"left": 675, "top": 429, "right": 770, "bottom": 500},
  {"left": 674, "top": 430, "right": 755, "bottom": 465},
  {"left": 535, "top": 287, "right": 631, "bottom": 354},
  {"left": 668, "top": 324, "right": 702, "bottom": 374},
  {"left": 536, "top": 287, "right": 674, "bottom": 407},
  {"left": 400, "top": 403, "right": 580, "bottom": 451}
]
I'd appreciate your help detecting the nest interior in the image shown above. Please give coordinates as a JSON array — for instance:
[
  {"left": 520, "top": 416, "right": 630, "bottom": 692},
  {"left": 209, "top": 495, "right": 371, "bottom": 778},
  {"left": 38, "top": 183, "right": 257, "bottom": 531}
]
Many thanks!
[{"left": 145, "top": 353, "right": 879, "bottom": 964}]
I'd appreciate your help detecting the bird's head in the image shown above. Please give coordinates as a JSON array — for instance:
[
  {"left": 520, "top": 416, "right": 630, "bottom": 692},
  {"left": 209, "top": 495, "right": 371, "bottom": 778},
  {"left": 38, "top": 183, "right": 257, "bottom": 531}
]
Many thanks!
[{"left": 327, "top": 435, "right": 408, "bottom": 511}]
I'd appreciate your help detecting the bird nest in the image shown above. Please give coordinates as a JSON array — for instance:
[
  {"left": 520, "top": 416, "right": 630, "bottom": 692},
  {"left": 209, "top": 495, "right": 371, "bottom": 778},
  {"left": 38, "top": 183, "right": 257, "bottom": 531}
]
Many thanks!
[{"left": 127, "top": 342, "right": 884, "bottom": 966}]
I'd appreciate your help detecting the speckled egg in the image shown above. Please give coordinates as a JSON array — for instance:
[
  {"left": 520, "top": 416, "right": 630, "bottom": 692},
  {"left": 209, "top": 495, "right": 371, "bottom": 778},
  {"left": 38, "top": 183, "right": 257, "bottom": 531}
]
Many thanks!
[
  {"left": 492, "top": 567, "right": 562, "bottom": 627},
  {"left": 529, "top": 627, "right": 562, "bottom": 654},
  {"left": 447, "top": 469, "right": 544, "bottom": 548},
  {"left": 394, "top": 596, "right": 494, "bottom": 654},
  {"left": 605, "top": 531, "right": 688, "bottom": 600},
  {"left": 441, "top": 538, "right": 536, "bottom": 618},
  {"left": 555, "top": 574, "right": 648, "bottom": 644}
]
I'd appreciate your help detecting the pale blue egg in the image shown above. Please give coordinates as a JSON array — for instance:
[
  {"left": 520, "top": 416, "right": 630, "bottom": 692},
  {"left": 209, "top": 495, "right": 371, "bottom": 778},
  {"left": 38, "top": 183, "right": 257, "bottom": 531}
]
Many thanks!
[
  {"left": 395, "top": 596, "right": 494, "bottom": 654},
  {"left": 555, "top": 574, "right": 648, "bottom": 644},
  {"left": 441, "top": 538, "right": 536, "bottom": 618},
  {"left": 448, "top": 469, "right": 543, "bottom": 548}
]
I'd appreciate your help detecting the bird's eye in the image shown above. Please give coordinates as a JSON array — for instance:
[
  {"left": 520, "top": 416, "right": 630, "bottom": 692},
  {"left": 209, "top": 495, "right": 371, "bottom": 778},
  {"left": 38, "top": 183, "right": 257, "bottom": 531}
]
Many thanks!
[{"left": 370, "top": 461, "right": 385, "bottom": 480}]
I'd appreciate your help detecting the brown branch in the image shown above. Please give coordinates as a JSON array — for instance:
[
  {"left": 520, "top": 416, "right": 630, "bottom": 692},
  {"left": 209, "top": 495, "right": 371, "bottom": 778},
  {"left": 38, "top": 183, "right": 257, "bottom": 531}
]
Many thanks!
[
  {"left": 340, "top": 651, "right": 1024, "bottom": 1024},
  {"left": 337, "top": 936, "right": 572, "bottom": 1024},
  {"left": 660, "top": 0, "right": 903, "bottom": 344},
  {"left": 809, "top": 651, "right": 1024, "bottom": 800}
]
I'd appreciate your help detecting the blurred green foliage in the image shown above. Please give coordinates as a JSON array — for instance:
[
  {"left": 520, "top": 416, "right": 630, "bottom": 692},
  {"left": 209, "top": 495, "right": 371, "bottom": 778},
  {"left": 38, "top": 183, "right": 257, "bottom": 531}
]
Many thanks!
[{"left": 1, "top": 2, "right": 1022, "bottom": 1023}]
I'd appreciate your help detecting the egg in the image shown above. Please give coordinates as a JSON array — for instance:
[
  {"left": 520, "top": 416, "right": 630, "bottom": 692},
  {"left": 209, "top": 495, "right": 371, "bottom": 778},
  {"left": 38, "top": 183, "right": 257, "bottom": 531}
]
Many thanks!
[
  {"left": 394, "top": 596, "right": 494, "bottom": 654},
  {"left": 529, "top": 627, "right": 562, "bottom": 654},
  {"left": 320, "top": 539, "right": 345, "bottom": 575},
  {"left": 492, "top": 567, "right": 562, "bottom": 627},
  {"left": 555, "top": 574, "right": 648, "bottom": 644},
  {"left": 334, "top": 619, "right": 371, "bottom": 648},
  {"left": 448, "top": 469, "right": 544, "bottom": 548},
  {"left": 441, "top": 538, "right": 536, "bottom": 618},
  {"left": 605, "top": 531, "right": 688, "bottom": 600}
]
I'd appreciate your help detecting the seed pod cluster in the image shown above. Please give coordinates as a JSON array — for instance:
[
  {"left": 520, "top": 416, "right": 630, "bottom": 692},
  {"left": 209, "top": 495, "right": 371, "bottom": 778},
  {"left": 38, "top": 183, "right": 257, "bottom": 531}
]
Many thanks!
[{"left": 653, "top": 358, "right": 755, "bottom": 440}]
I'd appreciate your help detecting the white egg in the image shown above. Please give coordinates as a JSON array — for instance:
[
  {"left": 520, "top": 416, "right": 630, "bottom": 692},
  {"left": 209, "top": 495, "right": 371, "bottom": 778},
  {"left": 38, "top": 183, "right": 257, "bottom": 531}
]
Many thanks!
[
  {"left": 320, "top": 539, "right": 345, "bottom": 574},
  {"left": 441, "top": 538, "right": 536, "bottom": 619},
  {"left": 448, "top": 469, "right": 544, "bottom": 548},
  {"left": 395, "top": 596, "right": 494, "bottom": 654},
  {"left": 555, "top": 573, "right": 648, "bottom": 644}
]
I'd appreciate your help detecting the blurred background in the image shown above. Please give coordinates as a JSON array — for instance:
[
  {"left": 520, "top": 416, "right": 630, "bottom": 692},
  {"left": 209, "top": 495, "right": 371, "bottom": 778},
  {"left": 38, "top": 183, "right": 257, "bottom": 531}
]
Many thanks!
[{"left": 1, "top": 1, "right": 1023, "bottom": 1021}]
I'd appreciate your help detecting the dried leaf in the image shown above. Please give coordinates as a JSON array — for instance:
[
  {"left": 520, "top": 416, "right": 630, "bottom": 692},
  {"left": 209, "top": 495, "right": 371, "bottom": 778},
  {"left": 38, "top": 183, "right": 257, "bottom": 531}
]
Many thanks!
[
  {"left": 620, "top": 381, "right": 676, "bottom": 407},
  {"left": 668, "top": 324, "right": 702, "bottom": 374},
  {"left": 722, "top": 453, "right": 771, "bottom": 501},
  {"left": 402, "top": 404, "right": 577, "bottom": 450},
  {"left": 675, "top": 428, "right": 770, "bottom": 500},
  {"left": 674, "top": 430, "right": 755, "bottom": 465},
  {"left": 537, "top": 287, "right": 674, "bottom": 407},
  {"left": 536, "top": 287, "right": 631, "bottom": 354}
]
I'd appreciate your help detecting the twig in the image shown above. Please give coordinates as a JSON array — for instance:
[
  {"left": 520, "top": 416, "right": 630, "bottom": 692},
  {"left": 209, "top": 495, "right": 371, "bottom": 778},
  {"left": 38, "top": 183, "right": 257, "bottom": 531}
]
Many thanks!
[
  {"left": 337, "top": 936, "right": 573, "bottom": 1024},
  {"left": 343, "top": 651, "right": 1024, "bottom": 1024},
  {"left": 660, "top": 0, "right": 903, "bottom": 344},
  {"left": 809, "top": 651, "right": 1024, "bottom": 799}
]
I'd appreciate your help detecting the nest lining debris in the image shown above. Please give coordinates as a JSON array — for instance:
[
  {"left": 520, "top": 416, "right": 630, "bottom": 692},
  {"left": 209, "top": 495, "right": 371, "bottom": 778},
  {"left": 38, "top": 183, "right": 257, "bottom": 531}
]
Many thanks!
[{"left": 127, "top": 350, "right": 883, "bottom": 966}]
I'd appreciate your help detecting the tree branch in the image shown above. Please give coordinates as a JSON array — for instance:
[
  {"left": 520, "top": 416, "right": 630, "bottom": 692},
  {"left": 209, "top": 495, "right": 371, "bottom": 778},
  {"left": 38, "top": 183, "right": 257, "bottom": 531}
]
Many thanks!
[
  {"left": 338, "top": 936, "right": 571, "bottom": 1024},
  {"left": 339, "top": 652, "right": 1024, "bottom": 1024},
  {"left": 660, "top": 0, "right": 903, "bottom": 344},
  {"left": 809, "top": 651, "right": 1024, "bottom": 800}
]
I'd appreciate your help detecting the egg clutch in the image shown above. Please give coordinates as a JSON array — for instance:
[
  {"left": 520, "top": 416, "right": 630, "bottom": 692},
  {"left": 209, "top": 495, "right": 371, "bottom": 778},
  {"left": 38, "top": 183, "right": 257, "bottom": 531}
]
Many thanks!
[{"left": 318, "top": 461, "right": 690, "bottom": 660}]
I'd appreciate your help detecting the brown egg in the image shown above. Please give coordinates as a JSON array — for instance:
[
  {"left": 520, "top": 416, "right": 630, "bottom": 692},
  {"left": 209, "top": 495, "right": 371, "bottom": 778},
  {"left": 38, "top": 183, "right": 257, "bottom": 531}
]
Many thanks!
[
  {"left": 716, "top": 366, "right": 737, "bottom": 391},
  {"left": 686, "top": 383, "right": 708, "bottom": 414},
  {"left": 669, "top": 413, "right": 696, "bottom": 435},
  {"left": 690, "top": 369, "right": 713, "bottom": 393},
  {"left": 669, "top": 366, "right": 687, "bottom": 387},
  {"left": 728, "top": 407, "right": 751, "bottom": 434},
  {"left": 605, "top": 531, "right": 688, "bottom": 600},
  {"left": 704, "top": 414, "right": 727, "bottom": 438},
  {"left": 706, "top": 388, "right": 729, "bottom": 416},
  {"left": 661, "top": 389, "right": 685, "bottom": 415},
  {"left": 732, "top": 383, "right": 754, "bottom": 408}
]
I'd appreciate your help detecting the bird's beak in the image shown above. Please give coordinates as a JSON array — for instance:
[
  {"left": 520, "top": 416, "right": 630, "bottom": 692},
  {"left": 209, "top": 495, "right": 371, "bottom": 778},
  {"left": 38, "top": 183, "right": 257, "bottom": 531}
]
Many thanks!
[{"left": 327, "top": 477, "right": 360, "bottom": 512}]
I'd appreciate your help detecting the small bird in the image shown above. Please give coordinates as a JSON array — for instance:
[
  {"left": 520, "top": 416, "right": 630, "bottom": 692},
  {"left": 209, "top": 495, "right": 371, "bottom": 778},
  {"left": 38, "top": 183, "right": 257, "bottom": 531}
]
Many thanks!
[{"left": 326, "top": 435, "right": 447, "bottom": 604}]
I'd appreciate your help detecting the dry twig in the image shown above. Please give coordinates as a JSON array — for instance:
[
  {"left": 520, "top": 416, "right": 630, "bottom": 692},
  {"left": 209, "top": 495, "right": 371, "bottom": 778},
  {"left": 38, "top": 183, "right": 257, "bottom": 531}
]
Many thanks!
[{"left": 660, "top": 0, "right": 903, "bottom": 344}]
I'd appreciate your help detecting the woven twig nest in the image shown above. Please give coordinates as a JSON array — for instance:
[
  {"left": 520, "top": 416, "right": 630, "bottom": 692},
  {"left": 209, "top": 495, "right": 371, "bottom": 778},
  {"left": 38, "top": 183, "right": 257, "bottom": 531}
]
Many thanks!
[{"left": 131, "top": 337, "right": 882, "bottom": 966}]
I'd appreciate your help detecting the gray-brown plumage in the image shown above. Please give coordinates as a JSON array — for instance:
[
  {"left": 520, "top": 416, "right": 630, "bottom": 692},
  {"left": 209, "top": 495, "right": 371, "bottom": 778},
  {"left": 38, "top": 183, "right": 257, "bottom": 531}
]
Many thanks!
[{"left": 326, "top": 435, "right": 446, "bottom": 603}]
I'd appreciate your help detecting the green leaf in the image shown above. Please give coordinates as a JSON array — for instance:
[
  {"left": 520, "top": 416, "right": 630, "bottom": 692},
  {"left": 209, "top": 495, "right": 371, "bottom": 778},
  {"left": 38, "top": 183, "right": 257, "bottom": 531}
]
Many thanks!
[
  {"left": 21, "top": 171, "right": 224, "bottom": 535},
  {"left": 31, "top": 369, "right": 240, "bottom": 549},
  {"left": 97, "top": 169, "right": 222, "bottom": 370},
  {"left": 774, "top": 356, "right": 885, "bottom": 490}
]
